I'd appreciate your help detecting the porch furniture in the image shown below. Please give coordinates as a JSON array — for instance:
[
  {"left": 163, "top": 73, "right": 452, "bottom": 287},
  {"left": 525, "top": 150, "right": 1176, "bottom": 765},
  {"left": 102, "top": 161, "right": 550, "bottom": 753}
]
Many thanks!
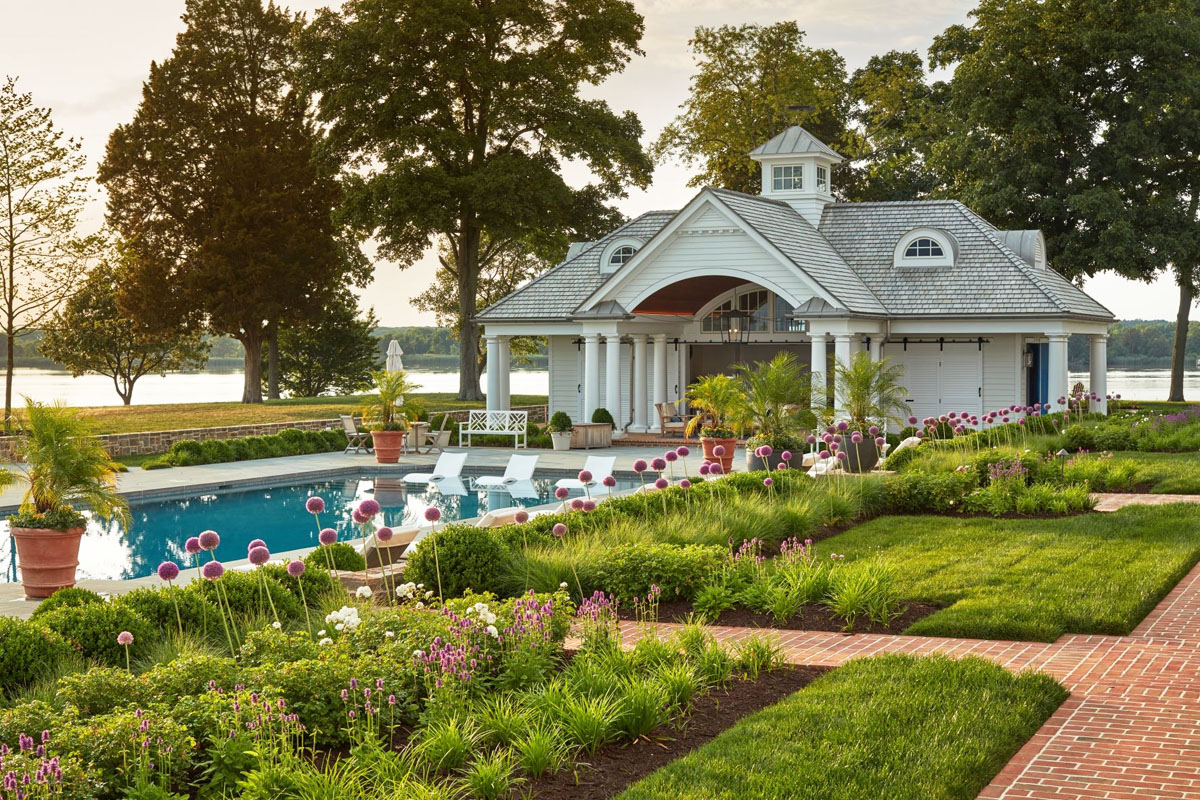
[
  {"left": 473, "top": 454, "right": 539, "bottom": 490},
  {"left": 475, "top": 506, "right": 528, "bottom": 528},
  {"left": 405, "top": 421, "right": 430, "bottom": 452},
  {"left": 364, "top": 525, "right": 421, "bottom": 569},
  {"left": 461, "top": 410, "right": 528, "bottom": 448},
  {"left": 340, "top": 415, "right": 371, "bottom": 454},
  {"left": 555, "top": 455, "right": 617, "bottom": 491},
  {"left": 655, "top": 401, "right": 694, "bottom": 437},
  {"left": 402, "top": 451, "right": 469, "bottom": 485},
  {"left": 419, "top": 415, "right": 453, "bottom": 454},
  {"left": 569, "top": 422, "right": 612, "bottom": 449}
]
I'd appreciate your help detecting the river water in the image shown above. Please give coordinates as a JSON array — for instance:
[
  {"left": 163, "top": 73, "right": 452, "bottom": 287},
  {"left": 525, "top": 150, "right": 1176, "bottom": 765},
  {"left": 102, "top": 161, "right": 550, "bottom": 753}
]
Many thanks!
[{"left": 2, "top": 367, "right": 1199, "bottom": 407}]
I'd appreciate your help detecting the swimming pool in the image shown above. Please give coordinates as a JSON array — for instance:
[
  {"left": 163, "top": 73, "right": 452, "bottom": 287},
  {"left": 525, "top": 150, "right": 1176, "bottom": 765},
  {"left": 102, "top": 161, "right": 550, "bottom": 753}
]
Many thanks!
[{"left": 0, "top": 470, "right": 640, "bottom": 583}]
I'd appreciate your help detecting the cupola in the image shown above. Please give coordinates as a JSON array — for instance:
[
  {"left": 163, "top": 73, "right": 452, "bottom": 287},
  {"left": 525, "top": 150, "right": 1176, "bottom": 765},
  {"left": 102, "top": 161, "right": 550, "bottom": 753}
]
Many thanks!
[{"left": 748, "top": 126, "right": 843, "bottom": 226}]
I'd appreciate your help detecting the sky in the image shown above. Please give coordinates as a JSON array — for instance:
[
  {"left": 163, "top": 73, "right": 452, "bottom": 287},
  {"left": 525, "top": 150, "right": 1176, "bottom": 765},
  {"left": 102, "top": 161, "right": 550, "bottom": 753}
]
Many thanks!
[{"left": 1, "top": 0, "right": 1182, "bottom": 326}]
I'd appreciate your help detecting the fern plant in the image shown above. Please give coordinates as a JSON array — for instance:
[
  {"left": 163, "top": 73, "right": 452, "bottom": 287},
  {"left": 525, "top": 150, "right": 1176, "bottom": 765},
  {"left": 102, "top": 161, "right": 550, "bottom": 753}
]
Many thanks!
[{"left": 359, "top": 369, "right": 421, "bottom": 431}]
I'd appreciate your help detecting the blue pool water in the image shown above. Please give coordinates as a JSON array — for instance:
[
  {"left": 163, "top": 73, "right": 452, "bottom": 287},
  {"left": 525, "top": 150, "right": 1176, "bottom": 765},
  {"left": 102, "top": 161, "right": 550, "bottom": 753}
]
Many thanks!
[{"left": 0, "top": 472, "right": 639, "bottom": 583}]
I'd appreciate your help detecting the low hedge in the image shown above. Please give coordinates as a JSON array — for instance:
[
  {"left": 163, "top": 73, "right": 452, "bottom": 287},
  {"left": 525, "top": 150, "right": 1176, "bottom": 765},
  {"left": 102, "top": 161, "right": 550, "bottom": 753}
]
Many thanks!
[
  {"left": 144, "top": 428, "right": 346, "bottom": 469},
  {"left": 0, "top": 617, "right": 74, "bottom": 696}
]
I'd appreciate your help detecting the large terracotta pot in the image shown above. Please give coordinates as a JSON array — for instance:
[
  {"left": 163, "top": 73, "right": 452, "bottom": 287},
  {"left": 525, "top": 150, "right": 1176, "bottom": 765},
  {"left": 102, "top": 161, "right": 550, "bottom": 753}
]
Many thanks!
[
  {"left": 11, "top": 526, "right": 85, "bottom": 599},
  {"left": 701, "top": 437, "right": 737, "bottom": 473},
  {"left": 371, "top": 429, "right": 408, "bottom": 464}
]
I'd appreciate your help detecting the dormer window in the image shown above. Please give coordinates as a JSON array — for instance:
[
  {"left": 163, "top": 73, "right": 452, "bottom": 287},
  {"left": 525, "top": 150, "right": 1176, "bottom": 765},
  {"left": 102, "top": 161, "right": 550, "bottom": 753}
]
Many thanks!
[
  {"left": 609, "top": 245, "right": 637, "bottom": 267},
  {"left": 600, "top": 239, "right": 643, "bottom": 274},
  {"left": 772, "top": 165, "right": 803, "bottom": 191},
  {"left": 895, "top": 229, "right": 957, "bottom": 268},
  {"left": 816, "top": 165, "right": 828, "bottom": 192},
  {"left": 904, "top": 237, "right": 945, "bottom": 258}
]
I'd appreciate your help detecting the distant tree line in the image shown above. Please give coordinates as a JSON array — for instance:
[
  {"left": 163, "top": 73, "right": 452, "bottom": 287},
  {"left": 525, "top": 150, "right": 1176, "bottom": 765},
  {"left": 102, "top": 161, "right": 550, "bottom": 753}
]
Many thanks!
[{"left": 1069, "top": 322, "right": 1200, "bottom": 371}]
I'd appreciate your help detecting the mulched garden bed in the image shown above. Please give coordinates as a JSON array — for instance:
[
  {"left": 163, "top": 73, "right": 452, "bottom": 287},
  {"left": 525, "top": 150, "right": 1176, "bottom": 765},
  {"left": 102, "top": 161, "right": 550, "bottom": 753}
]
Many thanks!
[
  {"left": 527, "top": 664, "right": 827, "bottom": 800},
  {"left": 617, "top": 599, "right": 943, "bottom": 634}
]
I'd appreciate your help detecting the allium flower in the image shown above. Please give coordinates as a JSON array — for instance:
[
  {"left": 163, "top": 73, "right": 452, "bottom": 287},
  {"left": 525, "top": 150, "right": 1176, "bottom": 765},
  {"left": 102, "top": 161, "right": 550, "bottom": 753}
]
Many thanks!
[
  {"left": 850, "top": 432, "right": 862, "bottom": 444},
  {"left": 654, "top": 477, "right": 669, "bottom": 490},
  {"left": 676, "top": 446, "right": 689, "bottom": 457},
  {"left": 352, "top": 508, "right": 370, "bottom": 524},
  {"left": 376, "top": 526, "right": 393, "bottom": 542},
  {"left": 713, "top": 445, "right": 725, "bottom": 457},
  {"left": 759, "top": 444, "right": 773, "bottom": 457},
  {"left": 198, "top": 530, "right": 220, "bottom": 551},
  {"left": 117, "top": 631, "right": 134, "bottom": 646},
  {"left": 868, "top": 425, "right": 879, "bottom": 436},
  {"left": 680, "top": 479, "right": 691, "bottom": 489},
  {"left": 908, "top": 415, "right": 918, "bottom": 425},
  {"left": 709, "top": 463, "right": 724, "bottom": 475},
  {"left": 582, "top": 500, "right": 596, "bottom": 512},
  {"left": 358, "top": 499, "right": 380, "bottom": 517},
  {"left": 819, "top": 449, "right": 831, "bottom": 459},
  {"left": 318, "top": 528, "right": 338, "bottom": 546},
  {"left": 664, "top": 450, "right": 678, "bottom": 462},
  {"left": 555, "top": 487, "right": 569, "bottom": 500},
  {"left": 578, "top": 469, "right": 593, "bottom": 483},
  {"left": 514, "top": 510, "right": 529, "bottom": 524},
  {"left": 651, "top": 457, "right": 667, "bottom": 471},
  {"left": 632, "top": 459, "right": 648, "bottom": 473},
  {"left": 698, "top": 463, "right": 711, "bottom": 476},
  {"left": 806, "top": 434, "right": 816, "bottom": 444},
  {"left": 875, "top": 436, "right": 886, "bottom": 448},
  {"left": 552, "top": 523, "right": 567, "bottom": 538},
  {"left": 185, "top": 536, "right": 201, "bottom": 555},
  {"left": 201, "top": 561, "right": 225, "bottom": 580},
  {"left": 836, "top": 421, "right": 848, "bottom": 431},
  {"left": 570, "top": 498, "right": 584, "bottom": 510},
  {"left": 602, "top": 475, "right": 616, "bottom": 488},
  {"left": 306, "top": 497, "right": 326, "bottom": 514},
  {"left": 776, "top": 462, "right": 788, "bottom": 470},
  {"left": 356, "top": 586, "right": 373, "bottom": 599},
  {"left": 157, "top": 561, "right": 180, "bottom": 582},
  {"left": 763, "top": 478, "right": 774, "bottom": 487},
  {"left": 287, "top": 560, "right": 306, "bottom": 577},
  {"left": 424, "top": 507, "right": 441, "bottom": 523},
  {"left": 248, "top": 546, "right": 270, "bottom": 566},
  {"left": 781, "top": 450, "right": 792, "bottom": 461}
]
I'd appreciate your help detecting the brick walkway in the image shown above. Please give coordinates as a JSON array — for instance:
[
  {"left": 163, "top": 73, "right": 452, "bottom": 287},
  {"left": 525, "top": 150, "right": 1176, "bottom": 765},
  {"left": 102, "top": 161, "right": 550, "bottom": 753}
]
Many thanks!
[
  {"left": 623, "top": 560, "right": 1200, "bottom": 799},
  {"left": 1092, "top": 492, "right": 1200, "bottom": 512}
]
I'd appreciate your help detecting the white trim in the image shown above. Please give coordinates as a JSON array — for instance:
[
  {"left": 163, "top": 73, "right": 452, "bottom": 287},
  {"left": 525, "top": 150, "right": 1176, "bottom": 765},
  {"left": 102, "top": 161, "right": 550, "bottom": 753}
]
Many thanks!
[
  {"left": 894, "top": 228, "right": 958, "bottom": 269},
  {"left": 600, "top": 238, "right": 644, "bottom": 274}
]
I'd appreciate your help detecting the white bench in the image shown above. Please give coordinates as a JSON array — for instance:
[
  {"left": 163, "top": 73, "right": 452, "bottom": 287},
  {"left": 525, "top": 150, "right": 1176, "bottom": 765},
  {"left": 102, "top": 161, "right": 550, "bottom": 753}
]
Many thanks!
[{"left": 460, "top": 410, "right": 528, "bottom": 448}]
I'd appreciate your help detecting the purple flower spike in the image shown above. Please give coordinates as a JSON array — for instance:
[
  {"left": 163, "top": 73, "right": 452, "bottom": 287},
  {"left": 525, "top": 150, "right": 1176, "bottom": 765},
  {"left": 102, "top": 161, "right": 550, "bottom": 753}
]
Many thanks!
[
  {"left": 117, "top": 631, "right": 134, "bottom": 646},
  {"left": 376, "top": 526, "right": 394, "bottom": 542},
  {"left": 287, "top": 560, "right": 306, "bottom": 577},
  {"left": 247, "top": 538, "right": 267, "bottom": 552},
  {"left": 664, "top": 450, "right": 678, "bottom": 462},
  {"left": 632, "top": 459, "right": 648, "bottom": 473},
  {"left": 709, "top": 463, "right": 724, "bottom": 475},
  {"left": 248, "top": 546, "right": 270, "bottom": 566},
  {"left": 651, "top": 457, "right": 667, "bottom": 471},
  {"left": 676, "top": 446, "right": 689, "bottom": 457},
  {"left": 763, "top": 478, "right": 774, "bottom": 487},
  {"left": 680, "top": 479, "right": 691, "bottom": 489},
  {"left": 578, "top": 469, "right": 593, "bottom": 483},
  {"left": 781, "top": 450, "right": 792, "bottom": 461},
  {"left": 759, "top": 445, "right": 773, "bottom": 457},
  {"left": 185, "top": 536, "right": 201, "bottom": 555},
  {"left": 570, "top": 498, "right": 584, "bottom": 510},
  {"left": 698, "top": 463, "right": 711, "bottom": 476},
  {"left": 713, "top": 445, "right": 726, "bottom": 457},
  {"left": 305, "top": 497, "right": 325, "bottom": 514},
  {"left": 514, "top": 510, "right": 529, "bottom": 524},
  {"left": 555, "top": 487, "right": 569, "bottom": 500},
  {"left": 358, "top": 499, "right": 380, "bottom": 517},
  {"left": 157, "top": 561, "right": 180, "bottom": 582},
  {"left": 602, "top": 475, "right": 616, "bottom": 487},
  {"left": 552, "top": 523, "right": 567, "bottom": 538},
  {"left": 424, "top": 507, "right": 441, "bottom": 523},
  {"left": 201, "top": 561, "right": 225, "bottom": 580},
  {"left": 654, "top": 477, "right": 669, "bottom": 490},
  {"left": 198, "top": 530, "right": 220, "bottom": 551}
]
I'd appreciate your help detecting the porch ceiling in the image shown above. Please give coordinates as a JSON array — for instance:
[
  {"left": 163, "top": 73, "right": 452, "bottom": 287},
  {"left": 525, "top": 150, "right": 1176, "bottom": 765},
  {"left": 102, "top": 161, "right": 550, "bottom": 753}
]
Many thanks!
[{"left": 632, "top": 275, "right": 747, "bottom": 315}]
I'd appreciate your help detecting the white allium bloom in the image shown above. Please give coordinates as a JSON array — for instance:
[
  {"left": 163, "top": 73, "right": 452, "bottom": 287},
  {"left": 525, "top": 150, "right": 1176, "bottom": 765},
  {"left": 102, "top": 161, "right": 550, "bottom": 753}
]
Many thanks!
[
  {"left": 335, "top": 623, "right": 345, "bottom": 631},
  {"left": 384, "top": 631, "right": 395, "bottom": 638},
  {"left": 424, "top": 590, "right": 433, "bottom": 599},
  {"left": 396, "top": 582, "right": 417, "bottom": 599},
  {"left": 319, "top": 637, "right": 333, "bottom": 646},
  {"left": 271, "top": 621, "right": 282, "bottom": 630},
  {"left": 356, "top": 586, "right": 373, "bottom": 599},
  {"left": 415, "top": 602, "right": 424, "bottom": 610},
  {"left": 486, "top": 625, "right": 499, "bottom": 638},
  {"left": 559, "top": 582, "right": 568, "bottom": 590},
  {"left": 318, "top": 629, "right": 327, "bottom": 637}
]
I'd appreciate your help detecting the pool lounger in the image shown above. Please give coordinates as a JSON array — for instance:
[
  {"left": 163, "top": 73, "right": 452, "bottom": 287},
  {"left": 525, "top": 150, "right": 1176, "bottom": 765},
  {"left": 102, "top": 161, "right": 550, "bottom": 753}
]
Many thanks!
[
  {"left": 364, "top": 524, "right": 421, "bottom": 569},
  {"left": 402, "top": 451, "right": 469, "bottom": 485}
]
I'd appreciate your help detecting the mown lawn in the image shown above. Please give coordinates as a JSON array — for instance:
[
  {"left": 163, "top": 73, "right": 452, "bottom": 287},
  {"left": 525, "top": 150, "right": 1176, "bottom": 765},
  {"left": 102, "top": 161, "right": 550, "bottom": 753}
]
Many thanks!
[
  {"left": 57, "top": 393, "right": 547, "bottom": 434},
  {"left": 822, "top": 504, "right": 1200, "bottom": 641},
  {"left": 619, "top": 654, "right": 1067, "bottom": 800}
]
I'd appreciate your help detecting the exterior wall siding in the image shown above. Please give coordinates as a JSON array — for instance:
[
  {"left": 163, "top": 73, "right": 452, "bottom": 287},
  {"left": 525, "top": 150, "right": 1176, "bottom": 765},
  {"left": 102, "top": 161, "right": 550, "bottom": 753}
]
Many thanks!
[
  {"left": 983, "top": 334, "right": 1021, "bottom": 413},
  {"left": 548, "top": 335, "right": 581, "bottom": 422}
]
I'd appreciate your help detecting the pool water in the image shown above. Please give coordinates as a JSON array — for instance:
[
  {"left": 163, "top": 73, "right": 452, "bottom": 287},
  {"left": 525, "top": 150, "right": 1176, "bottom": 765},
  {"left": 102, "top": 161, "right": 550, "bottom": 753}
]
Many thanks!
[{"left": 0, "top": 472, "right": 639, "bottom": 583}]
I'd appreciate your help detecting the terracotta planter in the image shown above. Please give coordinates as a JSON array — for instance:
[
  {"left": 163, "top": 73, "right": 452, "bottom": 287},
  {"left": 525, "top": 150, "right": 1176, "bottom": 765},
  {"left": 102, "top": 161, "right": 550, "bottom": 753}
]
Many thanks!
[
  {"left": 371, "top": 429, "right": 408, "bottom": 464},
  {"left": 700, "top": 437, "right": 737, "bottom": 473},
  {"left": 11, "top": 526, "right": 85, "bottom": 599}
]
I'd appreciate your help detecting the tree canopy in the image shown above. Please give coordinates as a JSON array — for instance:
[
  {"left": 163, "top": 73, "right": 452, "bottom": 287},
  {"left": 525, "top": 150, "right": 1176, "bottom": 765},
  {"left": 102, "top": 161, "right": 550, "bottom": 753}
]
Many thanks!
[{"left": 272, "top": 290, "right": 380, "bottom": 398}]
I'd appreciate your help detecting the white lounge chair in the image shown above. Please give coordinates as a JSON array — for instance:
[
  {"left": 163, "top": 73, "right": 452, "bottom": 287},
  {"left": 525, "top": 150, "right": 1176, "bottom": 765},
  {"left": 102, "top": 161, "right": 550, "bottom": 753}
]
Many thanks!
[
  {"left": 363, "top": 525, "right": 421, "bottom": 569},
  {"left": 475, "top": 506, "right": 528, "bottom": 528},
  {"left": 473, "top": 454, "right": 539, "bottom": 490},
  {"left": 402, "top": 451, "right": 469, "bottom": 485},
  {"left": 554, "top": 455, "right": 617, "bottom": 492}
]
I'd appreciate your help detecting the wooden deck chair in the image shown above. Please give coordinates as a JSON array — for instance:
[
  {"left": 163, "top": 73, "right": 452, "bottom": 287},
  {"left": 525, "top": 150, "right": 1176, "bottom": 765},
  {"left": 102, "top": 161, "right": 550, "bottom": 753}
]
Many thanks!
[{"left": 341, "top": 415, "right": 370, "bottom": 454}]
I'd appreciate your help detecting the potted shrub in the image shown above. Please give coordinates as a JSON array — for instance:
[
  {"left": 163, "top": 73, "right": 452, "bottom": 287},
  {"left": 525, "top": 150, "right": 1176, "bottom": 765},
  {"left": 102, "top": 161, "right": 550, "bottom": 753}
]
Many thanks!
[
  {"left": 736, "top": 353, "right": 817, "bottom": 471},
  {"left": 8, "top": 400, "right": 130, "bottom": 599},
  {"left": 832, "top": 352, "right": 911, "bottom": 473},
  {"left": 547, "top": 411, "right": 573, "bottom": 451},
  {"left": 360, "top": 369, "right": 420, "bottom": 464},
  {"left": 685, "top": 373, "right": 745, "bottom": 472}
]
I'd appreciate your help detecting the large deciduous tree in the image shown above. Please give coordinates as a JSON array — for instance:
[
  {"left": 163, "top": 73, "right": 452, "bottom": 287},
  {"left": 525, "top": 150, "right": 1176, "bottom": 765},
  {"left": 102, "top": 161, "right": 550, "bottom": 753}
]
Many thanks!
[
  {"left": 0, "top": 77, "right": 96, "bottom": 425},
  {"left": 99, "top": 0, "right": 364, "bottom": 404},
  {"left": 40, "top": 249, "right": 209, "bottom": 405},
  {"left": 653, "top": 22, "right": 857, "bottom": 195},
  {"left": 271, "top": 290, "right": 380, "bottom": 397},
  {"left": 300, "top": 0, "right": 653, "bottom": 401}
]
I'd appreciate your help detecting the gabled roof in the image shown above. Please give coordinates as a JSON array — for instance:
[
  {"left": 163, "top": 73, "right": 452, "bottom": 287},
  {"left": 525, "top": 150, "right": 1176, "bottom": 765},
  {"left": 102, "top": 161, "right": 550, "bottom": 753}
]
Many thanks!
[{"left": 748, "top": 125, "right": 844, "bottom": 162}]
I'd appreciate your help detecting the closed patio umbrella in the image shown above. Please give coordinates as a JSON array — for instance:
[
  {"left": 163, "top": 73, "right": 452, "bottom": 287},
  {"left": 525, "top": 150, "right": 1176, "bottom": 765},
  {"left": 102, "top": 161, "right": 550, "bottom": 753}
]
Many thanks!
[{"left": 386, "top": 339, "right": 404, "bottom": 372}]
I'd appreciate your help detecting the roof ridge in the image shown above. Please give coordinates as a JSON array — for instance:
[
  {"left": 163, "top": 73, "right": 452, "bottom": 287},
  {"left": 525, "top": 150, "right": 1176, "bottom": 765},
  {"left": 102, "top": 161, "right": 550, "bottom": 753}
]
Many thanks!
[
  {"left": 953, "top": 202, "right": 1069, "bottom": 314},
  {"left": 826, "top": 199, "right": 960, "bottom": 208},
  {"left": 706, "top": 185, "right": 794, "bottom": 209}
]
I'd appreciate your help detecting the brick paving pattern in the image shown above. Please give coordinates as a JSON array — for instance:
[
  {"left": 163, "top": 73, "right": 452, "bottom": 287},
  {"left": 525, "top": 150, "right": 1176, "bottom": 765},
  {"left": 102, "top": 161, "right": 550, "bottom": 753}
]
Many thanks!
[{"left": 620, "top": 560, "right": 1200, "bottom": 799}]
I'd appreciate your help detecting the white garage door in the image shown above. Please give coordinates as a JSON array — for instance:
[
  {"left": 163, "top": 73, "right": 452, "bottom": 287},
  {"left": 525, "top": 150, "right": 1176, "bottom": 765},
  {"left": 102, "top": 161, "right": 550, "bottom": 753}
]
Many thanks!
[{"left": 885, "top": 342, "right": 982, "bottom": 423}]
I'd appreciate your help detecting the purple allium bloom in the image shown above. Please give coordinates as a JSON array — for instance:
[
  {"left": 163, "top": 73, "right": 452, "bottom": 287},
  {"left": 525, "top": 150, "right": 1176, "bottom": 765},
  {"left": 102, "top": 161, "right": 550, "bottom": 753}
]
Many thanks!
[
  {"left": 759, "top": 444, "right": 773, "bottom": 457},
  {"left": 834, "top": 433, "right": 843, "bottom": 443},
  {"left": 305, "top": 497, "right": 325, "bottom": 514},
  {"left": 651, "top": 457, "right": 667, "bottom": 471},
  {"left": 248, "top": 538, "right": 267, "bottom": 552},
  {"left": 318, "top": 528, "right": 338, "bottom": 546},
  {"left": 781, "top": 450, "right": 792, "bottom": 461},
  {"left": 514, "top": 510, "right": 529, "bottom": 524},
  {"left": 713, "top": 445, "right": 726, "bottom": 457},
  {"left": 201, "top": 561, "right": 224, "bottom": 580},
  {"left": 185, "top": 536, "right": 201, "bottom": 555},
  {"left": 806, "top": 434, "right": 816, "bottom": 444},
  {"left": 632, "top": 458, "right": 648, "bottom": 473},
  {"left": 908, "top": 416, "right": 918, "bottom": 425},
  {"left": 850, "top": 432, "right": 862, "bottom": 444},
  {"left": 680, "top": 479, "right": 691, "bottom": 489},
  {"left": 676, "top": 446, "right": 689, "bottom": 457},
  {"left": 753, "top": 446, "right": 763, "bottom": 457},
  {"left": 424, "top": 507, "right": 441, "bottom": 523},
  {"left": 836, "top": 421, "right": 848, "bottom": 431},
  {"left": 709, "top": 463, "right": 724, "bottom": 475},
  {"left": 555, "top": 487, "right": 569, "bottom": 500},
  {"left": 287, "top": 560, "right": 306, "bottom": 577},
  {"left": 875, "top": 436, "right": 886, "bottom": 448},
  {"left": 822, "top": 433, "right": 834, "bottom": 444},
  {"left": 777, "top": 462, "right": 787, "bottom": 470},
  {"left": 664, "top": 450, "right": 678, "bottom": 462},
  {"left": 763, "top": 478, "right": 773, "bottom": 487},
  {"left": 157, "top": 561, "right": 180, "bottom": 582},
  {"left": 819, "top": 450, "right": 831, "bottom": 459},
  {"left": 552, "top": 523, "right": 567, "bottom": 538},
  {"left": 352, "top": 508, "right": 370, "bottom": 524},
  {"left": 698, "top": 462, "right": 711, "bottom": 476},
  {"left": 578, "top": 469, "right": 593, "bottom": 483},
  {"left": 570, "top": 498, "right": 584, "bottom": 510},
  {"left": 358, "top": 499, "right": 381, "bottom": 517},
  {"left": 948, "top": 412, "right": 957, "bottom": 420},
  {"left": 117, "top": 631, "right": 134, "bottom": 646},
  {"left": 836, "top": 451, "right": 847, "bottom": 461},
  {"left": 582, "top": 500, "right": 596, "bottom": 512},
  {"left": 376, "top": 526, "right": 393, "bottom": 542},
  {"left": 954, "top": 425, "right": 965, "bottom": 434},
  {"left": 198, "top": 530, "right": 220, "bottom": 551},
  {"left": 602, "top": 475, "right": 616, "bottom": 487},
  {"left": 654, "top": 477, "right": 669, "bottom": 490},
  {"left": 868, "top": 425, "right": 879, "bottom": 436},
  {"left": 249, "top": 545, "right": 268, "bottom": 565}
]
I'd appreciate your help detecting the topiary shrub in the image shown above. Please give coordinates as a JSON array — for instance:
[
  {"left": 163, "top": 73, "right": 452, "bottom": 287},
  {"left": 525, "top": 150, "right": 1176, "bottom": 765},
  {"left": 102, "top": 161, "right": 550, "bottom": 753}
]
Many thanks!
[
  {"left": 277, "top": 428, "right": 311, "bottom": 455},
  {"left": 404, "top": 525, "right": 519, "bottom": 599},
  {"left": 0, "top": 617, "right": 73, "bottom": 696},
  {"left": 189, "top": 571, "right": 304, "bottom": 622},
  {"left": 169, "top": 439, "right": 206, "bottom": 466},
  {"left": 199, "top": 438, "right": 235, "bottom": 464},
  {"left": 227, "top": 438, "right": 254, "bottom": 461},
  {"left": 304, "top": 542, "right": 365, "bottom": 572},
  {"left": 242, "top": 436, "right": 275, "bottom": 460},
  {"left": 590, "top": 408, "right": 615, "bottom": 427},
  {"left": 320, "top": 429, "right": 345, "bottom": 450},
  {"left": 112, "top": 585, "right": 219, "bottom": 635},
  {"left": 55, "top": 666, "right": 149, "bottom": 716},
  {"left": 584, "top": 543, "right": 724, "bottom": 602},
  {"left": 37, "top": 604, "right": 156, "bottom": 667},
  {"left": 547, "top": 411, "right": 573, "bottom": 433},
  {"left": 30, "top": 587, "right": 105, "bottom": 618}
]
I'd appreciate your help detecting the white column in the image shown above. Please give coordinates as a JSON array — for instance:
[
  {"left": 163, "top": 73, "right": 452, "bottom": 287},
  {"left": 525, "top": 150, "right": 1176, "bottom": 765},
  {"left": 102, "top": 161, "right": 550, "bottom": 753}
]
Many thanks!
[
  {"left": 1090, "top": 334, "right": 1108, "bottom": 415},
  {"left": 631, "top": 334, "right": 648, "bottom": 432},
  {"left": 1047, "top": 333, "right": 1069, "bottom": 408},
  {"left": 604, "top": 333, "right": 622, "bottom": 430},
  {"left": 810, "top": 333, "right": 828, "bottom": 413},
  {"left": 582, "top": 334, "right": 600, "bottom": 422},
  {"left": 653, "top": 334, "right": 668, "bottom": 432},
  {"left": 496, "top": 336, "right": 511, "bottom": 411},
  {"left": 485, "top": 335, "right": 500, "bottom": 411},
  {"left": 868, "top": 337, "right": 882, "bottom": 362},
  {"left": 834, "top": 334, "right": 853, "bottom": 418}
]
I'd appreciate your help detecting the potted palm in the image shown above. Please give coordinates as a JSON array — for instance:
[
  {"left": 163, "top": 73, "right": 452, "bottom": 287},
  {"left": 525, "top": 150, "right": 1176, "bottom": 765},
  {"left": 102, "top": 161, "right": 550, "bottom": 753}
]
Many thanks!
[
  {"left": 832, "top": 352, "right": 911, "bottom": 473},
  {"left": 360, "top": 370, "right": 420, "bottom": 464},
  {"left": 8, "top": 400, "right": 129, "bottom": 599},
  {"left": 685, "top": 373, "right": 745, "bottom": 472},
  {"left": 737, "top": 352, "right": 817, "bottom": 471},
  {"left": 547, "top": 411, "right": 573, "bottom": 451}
]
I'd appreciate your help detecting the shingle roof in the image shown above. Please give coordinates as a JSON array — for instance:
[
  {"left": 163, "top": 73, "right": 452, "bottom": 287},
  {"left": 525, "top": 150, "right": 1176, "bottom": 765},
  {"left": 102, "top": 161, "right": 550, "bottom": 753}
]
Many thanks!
[
  {"left": 475, "top": 211, "right": 675, "bottom": 321},
  {"left": 748, "top": 125, "right": 844, "bottom": 162},
  {"left": 818, "top": 201, "right": 1113, "bottom": 319}
]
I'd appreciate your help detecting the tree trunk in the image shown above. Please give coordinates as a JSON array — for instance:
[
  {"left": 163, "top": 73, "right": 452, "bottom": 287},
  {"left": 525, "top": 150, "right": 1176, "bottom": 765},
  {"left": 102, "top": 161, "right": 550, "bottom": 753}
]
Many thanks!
[
  {"left": 1169, "top": 279, "right": 1193, "bottom": 402},
  {"left": 456, "top": 225, "right": 485, "bottom": 401},
  {"left": 266, "top": 328, "right": 281, "bottom": 400},
  {"left": 4, "top": 331, "right": 13, "bottom": 430},
  {"left": 241, "top": 333, "right": 264, "bottom": 403}
]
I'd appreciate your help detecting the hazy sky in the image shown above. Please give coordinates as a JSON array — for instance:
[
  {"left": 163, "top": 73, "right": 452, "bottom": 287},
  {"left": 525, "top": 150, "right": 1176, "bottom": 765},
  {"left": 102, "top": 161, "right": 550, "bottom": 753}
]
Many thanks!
[{"left": 1, "top": 0, "right": 1181, "bottom": 325}]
